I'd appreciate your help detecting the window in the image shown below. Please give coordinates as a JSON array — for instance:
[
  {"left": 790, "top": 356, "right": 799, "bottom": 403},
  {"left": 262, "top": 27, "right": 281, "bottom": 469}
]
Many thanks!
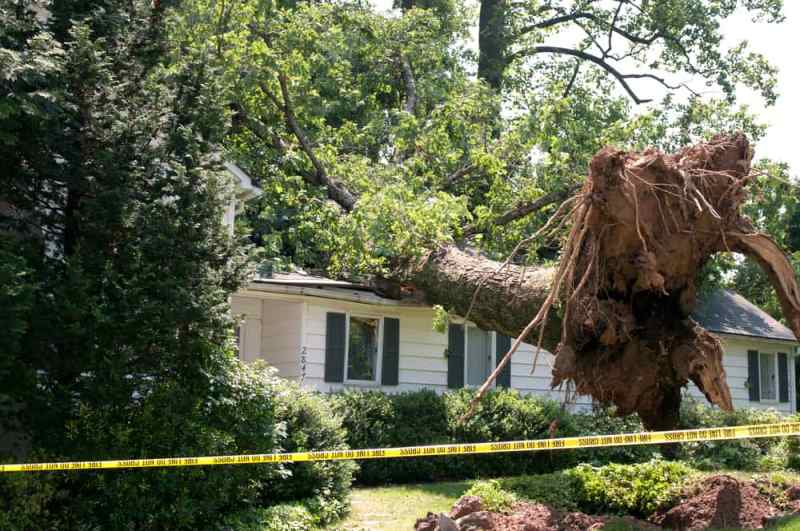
[
  {"left": 347, "top": 316, "right": 381, "bottom": 382},
  {"left": 466, "top": 327, "right": 493, "bottom": 386},
  {"left": 235, "top": 325, "right": 243, "bottom": 359},
  {"left": 760, "top": 352, "right": 777, "bottom": 400}
]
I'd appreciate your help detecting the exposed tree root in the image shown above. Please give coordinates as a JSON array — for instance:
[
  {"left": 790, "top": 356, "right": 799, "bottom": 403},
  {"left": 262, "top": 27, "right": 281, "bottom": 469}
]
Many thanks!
[
  {"left": 547, "top": 133, "right": 799, "bottom": 428},
  {"left": 407, "top": 134, "right": 800, "bottom": 429}
]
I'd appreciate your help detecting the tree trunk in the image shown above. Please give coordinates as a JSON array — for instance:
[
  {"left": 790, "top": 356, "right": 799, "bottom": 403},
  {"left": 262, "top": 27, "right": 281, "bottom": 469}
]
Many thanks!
[
  {"left": 397, "top": 134, "right": 800, "bottom": 430},
  {"left": 477, "top": 0, "right": 507, "bottom": 90}
]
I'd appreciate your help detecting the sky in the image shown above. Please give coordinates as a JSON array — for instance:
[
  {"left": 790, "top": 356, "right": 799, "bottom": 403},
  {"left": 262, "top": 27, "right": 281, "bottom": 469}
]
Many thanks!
[
  {"left": 719, "top": 3, "right": 799, "bottom": 177},
  {"left": 372, "top": 0, "right": 799, "bottom": 177}
]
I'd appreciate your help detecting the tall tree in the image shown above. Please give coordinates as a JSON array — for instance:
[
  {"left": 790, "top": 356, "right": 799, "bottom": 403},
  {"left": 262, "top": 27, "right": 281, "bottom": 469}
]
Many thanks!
[
  {"left": 0, "top": 0, "right": 246, "bottom": 453},
  {"left": 178, "top": 0, "right": 790, "bottom": 428}
]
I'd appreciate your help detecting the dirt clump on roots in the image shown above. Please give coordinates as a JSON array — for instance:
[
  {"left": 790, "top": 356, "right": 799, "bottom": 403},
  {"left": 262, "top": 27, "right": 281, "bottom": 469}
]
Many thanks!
[
  {"left": 651, "top": 475, "right": 779, "bottom": 529},
  {"left": 414, "top": 496, "right": 657, "bottom": 531},
  {"left": 538, "top": 134, "right": 800, "bottom": 429},
  {"left": 415, "top": 475, "right": 800, "bottom": 530}
]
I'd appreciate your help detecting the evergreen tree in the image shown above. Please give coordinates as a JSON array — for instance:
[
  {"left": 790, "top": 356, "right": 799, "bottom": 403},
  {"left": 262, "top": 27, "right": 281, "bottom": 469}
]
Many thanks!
[{"left": 0, "top": 0, "right": 247, "bottom": 459}]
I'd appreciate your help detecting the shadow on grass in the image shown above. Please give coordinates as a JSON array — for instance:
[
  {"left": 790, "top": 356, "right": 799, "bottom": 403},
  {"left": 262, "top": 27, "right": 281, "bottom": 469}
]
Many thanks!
[{"left": 399, "top": 480, "right": 472, "bottom": 499}]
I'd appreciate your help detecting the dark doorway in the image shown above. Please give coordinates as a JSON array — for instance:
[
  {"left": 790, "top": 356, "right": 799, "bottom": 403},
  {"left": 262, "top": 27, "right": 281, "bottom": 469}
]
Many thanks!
[{"left": 796, "top": 357, "right": 800, "bottom": 412}]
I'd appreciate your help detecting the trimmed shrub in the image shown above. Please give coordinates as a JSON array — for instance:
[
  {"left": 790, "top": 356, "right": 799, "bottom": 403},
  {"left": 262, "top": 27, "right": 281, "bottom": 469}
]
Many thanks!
[
  {"left": 570, "top": 407, "right": 658, "bottom": 465},
  {"left": 567, "top": 459, "right": 694, "bottom": 516},
  {"left": 0, "top": 360, "right": 354, "bottom": 530},
  {"left": 677, "top": 398, "right": 787, "bottom": 471},
  {"left": 332, "top": 388, "right": 576, "bottom": 484},
  {"left": 465, "top": 479, "right": 517, "bottom": 512},
  {"left": 334, "top": 389, "right": 450, "bottom": 484},
  {"left": 498, "top": 472, "right": 582, "bottom": 511},
  {"left": 466, "top": 461, "right": 694, "bottom": 518},
  {"left": 222, "top": 503, "right": 316, "bottom": 531},
  {"left": 266, "top": 378, "right": 356, "bottom": 526}
]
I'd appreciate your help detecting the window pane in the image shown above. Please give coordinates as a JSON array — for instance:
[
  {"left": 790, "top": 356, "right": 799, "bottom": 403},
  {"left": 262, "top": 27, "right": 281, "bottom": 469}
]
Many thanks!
[
  {"left": 348, "top": 317, "right": 379, "bottom": 381},
  {"left": 467, "top": 328, "right": 491, "bottom": 386},
  {"left": 760, "top": 352, "right": 776, "bottom": 400}
]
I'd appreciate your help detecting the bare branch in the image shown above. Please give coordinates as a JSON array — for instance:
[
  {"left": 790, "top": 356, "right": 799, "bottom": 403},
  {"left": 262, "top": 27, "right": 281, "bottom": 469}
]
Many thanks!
[
  {"left": 515, "top": 10, "right": 660, "bottom": 46},
  {"left": 509, "top": 46, "right": 653, "bottom": 103},
  {"left": 607, "top": 1, "right": 624, "bottom": 53},
  {"left": 261, "top": 73, "right": 357, "bottom": 211},
  {"left": 400, "top": 55, "right": 417, "bottom": 115},
  {"left": 562, "top": 59, "right": 581, "bottom": 98},
  {"left": 445, "top": 163, "right": 478, "bottom": 189},
  {"left": 462, "top": 182, "right": 582, "bottom": 237}
]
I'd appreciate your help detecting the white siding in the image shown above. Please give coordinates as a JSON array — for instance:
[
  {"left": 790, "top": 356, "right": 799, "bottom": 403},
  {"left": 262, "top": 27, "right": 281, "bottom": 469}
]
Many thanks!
[
  {"left": 231, "top": 295, "right": 303, "bottom": 378},
  {"left": 235, "top": 289, "right": 798, "bottom": 415},
  {"left": 299, "top": 299, "right": 592, "bottom": 409},
  {"left": 684, "top": 334, "right": 797, "bottom": 414},
  {"left": 261, "top": 299, "right": 303, "bottom": 378},
  {"left": 230, "top": 295, "right": 262, "bottom": 363}
]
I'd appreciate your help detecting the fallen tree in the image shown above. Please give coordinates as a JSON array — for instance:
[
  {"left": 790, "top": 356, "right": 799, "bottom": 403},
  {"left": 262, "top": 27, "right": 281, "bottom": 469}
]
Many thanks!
[{"left": 399, "top": 134, "right": 800, "bottom": 429}]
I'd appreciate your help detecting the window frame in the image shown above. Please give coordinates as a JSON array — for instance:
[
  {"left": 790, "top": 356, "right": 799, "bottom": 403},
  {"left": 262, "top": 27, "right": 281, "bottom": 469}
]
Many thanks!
[
  {"left": 343, "top": 312, "right": 384, "bottom": 385},
  {"left": 463, "top": 325, "right": 496, "bottom": 389},
  {"left": 759, "top": 351, "right": 779, "bottom": 402}
]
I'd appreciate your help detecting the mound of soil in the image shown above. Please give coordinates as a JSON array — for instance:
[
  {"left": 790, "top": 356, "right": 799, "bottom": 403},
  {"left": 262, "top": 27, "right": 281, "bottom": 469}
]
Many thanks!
[
  {"left": 414, "top": 497, "right": 655, "bottom": 531},
  {"left": 415, "top": 475, "right": 800, "bottom": 530},
  {"left": 651, "top": 475, "right": 779, "bottom": 530}
]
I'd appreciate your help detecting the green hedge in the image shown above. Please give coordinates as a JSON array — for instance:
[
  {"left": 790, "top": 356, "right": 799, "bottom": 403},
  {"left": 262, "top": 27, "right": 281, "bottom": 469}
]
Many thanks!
[
  {"left": 333, "top": 389, "right": 794, "bottom": 485},
  {"left": 676, "top": 398, "right": 791, "bottom": 471},
  {"left": 0, "top": 360, "right": 354, "bottom": 530},
  {"left": 332, "top": 388, "right": 579, "bottom": 484},
  {"left": 473, "top": 459, "right": 694, "bottom": 518}
]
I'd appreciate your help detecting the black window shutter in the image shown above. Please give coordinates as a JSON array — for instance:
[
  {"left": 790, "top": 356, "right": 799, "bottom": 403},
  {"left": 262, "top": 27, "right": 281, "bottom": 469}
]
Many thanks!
[
  {"left": 324, "top": 312, "right": 347, "bottom": 383},
  {"left": 747, "top": 350, "right": 760, "bottom": 402},
  {"left": 447, "top": 324, "right": 465, "bottom": 389},
  {"left": 495, "top": 333, "right": 512, "bottom": 388},
  {"left": 779, "top": 352, "right": 789, "bottom": 403},
  {"left": 381, "top": 318, "right": 400, "bottom": 386}
]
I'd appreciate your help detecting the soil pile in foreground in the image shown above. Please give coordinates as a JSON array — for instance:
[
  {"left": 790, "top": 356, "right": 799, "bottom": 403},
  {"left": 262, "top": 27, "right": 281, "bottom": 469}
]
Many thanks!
[{"left": 415, "top": 475, "right": 800, "bottom": 530}]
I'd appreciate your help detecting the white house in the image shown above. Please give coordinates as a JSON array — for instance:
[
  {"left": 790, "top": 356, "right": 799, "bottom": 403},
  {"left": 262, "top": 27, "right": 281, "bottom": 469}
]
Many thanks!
[
  {"left": 223, "top": 166, "right": 798, "bottom": 414},
  {"left": 231, "top": 274, "right": 798, "bottom": 414}
]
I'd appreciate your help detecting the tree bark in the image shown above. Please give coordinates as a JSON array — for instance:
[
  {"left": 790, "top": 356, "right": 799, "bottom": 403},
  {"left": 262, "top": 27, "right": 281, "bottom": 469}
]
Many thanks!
[
  {"left": 477, "top": 0, "right": 507, "bottom": 90},
  {"left": 396, "top": 134, "right": 800, "bottom": 430},
  {"left": 407, "top": 246, "right": 562, "bottom": 348}
]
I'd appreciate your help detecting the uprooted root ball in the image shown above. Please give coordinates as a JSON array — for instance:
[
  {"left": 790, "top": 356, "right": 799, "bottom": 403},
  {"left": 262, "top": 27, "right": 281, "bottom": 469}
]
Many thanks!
[{"left": 547, "top": 134, "right": 800, "bottom": 429}]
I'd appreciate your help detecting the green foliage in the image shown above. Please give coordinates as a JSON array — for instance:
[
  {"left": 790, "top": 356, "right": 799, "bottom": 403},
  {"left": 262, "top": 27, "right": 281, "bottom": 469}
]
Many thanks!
[
  {"left": 497, "top": 472, "right": 583, "bottom": 511},
  {"left": 171, "top": 0, "right": 787, "bottom": 276},
  {"left": 333, "top": 388, "right": 577, "bottom": 484},
  {"left": 566, "top": 460, "right": 694, "bottom": 517},
  {"left": 0, "top": 467, "right": 70, "bottom": 530},
  {"left": 222, "top": 503, "right": 317, "bottom": 531},
  {"left": 570, "top": 407, "right": 658, "bottom": 465},
  {"left": 332, "top": 187, "right": 470, "bottom": 275},
  {"left": 0, "top": 361, "right": 354, "bottom": 529},
  {"left": 267, "top": 378, "right": 356, "bottom": 526},
  {"left": 431, "top": 304, "right": 449, "bottom": 333},
  {"left": 465, "top": 479, "right": 517, "bottom": 512},
  {"left": 467, "top": 461, "right": 694, "bottom": 518},
  {"left": 677, "top": 398, "right": 787, "bottom": 471}
]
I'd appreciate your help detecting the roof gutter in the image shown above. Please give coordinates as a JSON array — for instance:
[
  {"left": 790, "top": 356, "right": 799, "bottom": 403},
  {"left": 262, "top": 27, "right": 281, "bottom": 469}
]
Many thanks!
[{"left": 244, "top": 281, "right": 425, "bottom": 308}]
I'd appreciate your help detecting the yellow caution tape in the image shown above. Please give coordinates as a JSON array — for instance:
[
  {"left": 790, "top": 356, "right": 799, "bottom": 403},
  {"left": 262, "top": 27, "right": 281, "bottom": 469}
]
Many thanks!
[{"left": 3, "top": 422, "right": 799, "bottom": 473}]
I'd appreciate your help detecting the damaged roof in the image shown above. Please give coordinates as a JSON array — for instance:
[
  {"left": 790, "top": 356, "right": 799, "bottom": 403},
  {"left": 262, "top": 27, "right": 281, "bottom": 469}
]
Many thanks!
[
  {"left": 253, "top": 271, "right": 372, "bottom": 291},
  {"left": 691, "top": 289, "right": 797, "bottom": 343},
  {"left": 252, "top": 272, "right": 797, "bottom": 343}
]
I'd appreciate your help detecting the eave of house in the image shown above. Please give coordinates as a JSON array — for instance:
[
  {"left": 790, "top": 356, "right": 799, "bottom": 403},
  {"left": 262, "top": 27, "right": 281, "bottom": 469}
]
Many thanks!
[{"left": 243, "top": 280, "right": 429, "bottom": 309}]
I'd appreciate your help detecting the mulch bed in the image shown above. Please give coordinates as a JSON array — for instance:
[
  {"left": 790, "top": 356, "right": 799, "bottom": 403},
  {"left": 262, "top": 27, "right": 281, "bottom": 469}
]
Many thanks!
[{"left": 414, "top": 475, "right": 800, "bottom": 530}]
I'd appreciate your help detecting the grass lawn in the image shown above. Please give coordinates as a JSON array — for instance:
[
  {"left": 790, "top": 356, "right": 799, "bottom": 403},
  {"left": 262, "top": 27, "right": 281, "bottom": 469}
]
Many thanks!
[
  {"left": 331, "top": 480, "right": 471, "bottom": 530},
  {"left": 330, "top": 471, "right": 800, "bottom": 530}
]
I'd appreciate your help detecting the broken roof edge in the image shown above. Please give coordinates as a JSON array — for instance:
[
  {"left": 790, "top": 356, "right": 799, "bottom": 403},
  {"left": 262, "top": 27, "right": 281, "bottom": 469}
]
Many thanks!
[
  {"left": 250, "top": 275, "right": 798, "bottom": 344},
  {"left": 245, "top": 280, "right": 426, "bottom": 307}
]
